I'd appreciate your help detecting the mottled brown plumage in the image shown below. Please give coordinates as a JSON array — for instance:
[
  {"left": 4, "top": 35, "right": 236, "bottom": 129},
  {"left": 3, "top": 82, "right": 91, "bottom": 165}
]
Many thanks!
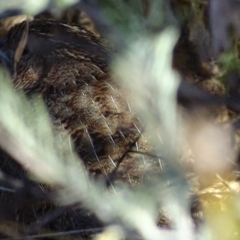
[{"left": 0, "top": 19, "right": 158, "bottom": 184}]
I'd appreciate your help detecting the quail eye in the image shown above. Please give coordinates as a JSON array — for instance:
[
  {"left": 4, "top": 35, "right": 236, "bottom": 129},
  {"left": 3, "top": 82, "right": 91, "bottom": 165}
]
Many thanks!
[{"left": 22, "top": 46, "right": 29, "bottom": 56}]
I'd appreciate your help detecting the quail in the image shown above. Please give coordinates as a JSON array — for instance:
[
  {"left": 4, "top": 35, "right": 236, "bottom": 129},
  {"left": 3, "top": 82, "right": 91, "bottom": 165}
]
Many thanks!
[{"left": 0, "top": 19, "right": 158, "bottom": 184}]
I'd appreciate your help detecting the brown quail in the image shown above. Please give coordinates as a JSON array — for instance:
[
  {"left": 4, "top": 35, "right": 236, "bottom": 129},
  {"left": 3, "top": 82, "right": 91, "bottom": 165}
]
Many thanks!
[{"left": 0, "top": 19, "right": 158, "bottom": 184}]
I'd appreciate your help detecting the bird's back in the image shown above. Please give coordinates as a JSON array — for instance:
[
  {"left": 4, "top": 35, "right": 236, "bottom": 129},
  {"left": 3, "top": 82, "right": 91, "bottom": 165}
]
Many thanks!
[{"left": 0, "top": 19, "right": 158, "bottom": 184}]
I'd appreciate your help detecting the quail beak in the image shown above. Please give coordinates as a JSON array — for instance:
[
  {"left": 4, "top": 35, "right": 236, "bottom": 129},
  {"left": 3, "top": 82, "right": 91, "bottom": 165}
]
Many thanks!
[
  {"left": 0, "top": 50, "right": 10, "bottom": 66},
  {"left": 0, "top": 40, "right": 11, "bottom": 72}
]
